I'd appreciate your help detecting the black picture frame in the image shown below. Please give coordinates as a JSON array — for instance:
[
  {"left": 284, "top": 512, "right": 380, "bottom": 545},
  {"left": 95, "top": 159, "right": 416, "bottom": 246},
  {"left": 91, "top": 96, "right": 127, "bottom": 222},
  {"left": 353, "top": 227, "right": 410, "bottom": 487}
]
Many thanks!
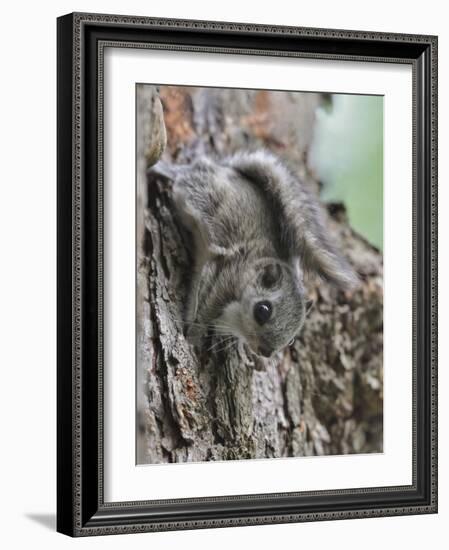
[{"left": 57, "top": 12, "right": 438, "bottom": 537}]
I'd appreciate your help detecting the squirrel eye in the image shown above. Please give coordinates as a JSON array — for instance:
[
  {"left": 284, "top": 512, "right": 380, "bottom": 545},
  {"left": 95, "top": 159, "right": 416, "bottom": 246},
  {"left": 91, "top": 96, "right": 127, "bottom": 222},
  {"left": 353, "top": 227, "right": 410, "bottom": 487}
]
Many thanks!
[
  {"left": 288, "top": 338, "right": 295, "bottom": 346},
  {"left": 253, "top": 301, "right": 272, "bottom": 325}
]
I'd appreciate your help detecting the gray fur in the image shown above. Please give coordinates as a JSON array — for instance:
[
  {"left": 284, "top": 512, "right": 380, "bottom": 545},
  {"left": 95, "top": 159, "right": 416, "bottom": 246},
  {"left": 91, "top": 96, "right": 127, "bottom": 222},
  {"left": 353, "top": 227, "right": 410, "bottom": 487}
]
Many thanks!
[{"left": 152, "top": 150, "right": 357, "bottom": 357}]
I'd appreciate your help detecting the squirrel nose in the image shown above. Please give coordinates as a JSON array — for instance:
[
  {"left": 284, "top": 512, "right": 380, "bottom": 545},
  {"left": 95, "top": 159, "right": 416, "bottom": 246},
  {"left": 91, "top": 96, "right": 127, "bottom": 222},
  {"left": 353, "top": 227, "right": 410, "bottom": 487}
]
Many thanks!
[{"left": 258, "top": 344, "right": 273, "bottom": 358}]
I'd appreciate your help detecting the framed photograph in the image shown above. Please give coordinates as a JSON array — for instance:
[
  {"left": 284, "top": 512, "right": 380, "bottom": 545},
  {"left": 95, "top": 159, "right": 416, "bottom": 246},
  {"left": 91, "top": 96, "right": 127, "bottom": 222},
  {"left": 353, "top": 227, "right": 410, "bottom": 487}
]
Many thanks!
[{"left": 57, "top": 12, "right": 438, "bottom": 536}]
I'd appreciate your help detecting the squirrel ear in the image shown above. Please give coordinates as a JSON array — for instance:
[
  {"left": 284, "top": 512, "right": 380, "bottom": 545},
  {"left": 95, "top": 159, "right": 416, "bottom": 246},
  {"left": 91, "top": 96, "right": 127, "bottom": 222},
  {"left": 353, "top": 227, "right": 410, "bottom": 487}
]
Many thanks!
[{"left": 258, "top": 262, "right": 283, "bottom": 288}]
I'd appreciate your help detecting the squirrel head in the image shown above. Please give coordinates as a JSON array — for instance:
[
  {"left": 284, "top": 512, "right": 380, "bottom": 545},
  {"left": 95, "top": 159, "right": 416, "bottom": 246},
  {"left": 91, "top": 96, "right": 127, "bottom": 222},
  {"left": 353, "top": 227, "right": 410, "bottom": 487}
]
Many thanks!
[{"left": 216, "top": 258, "right": 308, "bottom": 358}]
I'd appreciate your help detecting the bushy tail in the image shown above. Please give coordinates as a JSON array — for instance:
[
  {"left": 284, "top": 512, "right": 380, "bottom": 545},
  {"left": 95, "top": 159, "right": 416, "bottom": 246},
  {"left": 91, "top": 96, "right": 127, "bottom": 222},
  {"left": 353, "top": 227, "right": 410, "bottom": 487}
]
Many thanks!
[{"left": 225, "top": 150, "right": 358, "bottom": 291}]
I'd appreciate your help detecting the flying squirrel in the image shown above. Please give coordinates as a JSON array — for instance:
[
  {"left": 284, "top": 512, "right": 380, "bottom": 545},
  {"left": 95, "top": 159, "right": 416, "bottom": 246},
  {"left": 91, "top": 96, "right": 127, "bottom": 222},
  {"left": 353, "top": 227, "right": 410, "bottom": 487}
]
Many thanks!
[{"left": 151, "top": 150, "right": 358, "bottom": 358}]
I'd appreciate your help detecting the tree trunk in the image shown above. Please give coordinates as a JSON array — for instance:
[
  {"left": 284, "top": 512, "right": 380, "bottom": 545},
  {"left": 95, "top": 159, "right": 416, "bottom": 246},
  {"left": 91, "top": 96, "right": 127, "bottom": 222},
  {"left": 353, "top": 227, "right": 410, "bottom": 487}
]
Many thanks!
[{"left": 137, "top": 85, "right": 383, "bottom": 464}]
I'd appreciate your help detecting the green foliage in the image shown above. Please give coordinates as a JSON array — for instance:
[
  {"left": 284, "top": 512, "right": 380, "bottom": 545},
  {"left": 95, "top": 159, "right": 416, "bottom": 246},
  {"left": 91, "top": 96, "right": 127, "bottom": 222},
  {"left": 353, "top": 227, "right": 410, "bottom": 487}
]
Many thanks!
[{"left": 310, "top": 94, "right": 383, "bottom": 251}]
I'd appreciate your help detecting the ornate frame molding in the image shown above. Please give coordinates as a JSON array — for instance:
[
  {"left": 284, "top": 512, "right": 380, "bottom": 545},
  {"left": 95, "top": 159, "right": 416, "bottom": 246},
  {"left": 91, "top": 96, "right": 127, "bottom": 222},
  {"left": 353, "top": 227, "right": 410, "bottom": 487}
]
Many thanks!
[{"left": 57, "top": 12, "right": 438, "bottom": 536}]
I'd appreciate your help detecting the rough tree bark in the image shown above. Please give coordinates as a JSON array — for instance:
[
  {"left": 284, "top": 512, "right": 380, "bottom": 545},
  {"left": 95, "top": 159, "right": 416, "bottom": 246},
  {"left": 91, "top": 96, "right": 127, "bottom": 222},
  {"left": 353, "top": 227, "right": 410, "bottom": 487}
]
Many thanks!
[{"left": 136, "top": 85, "right": 383, "bottom": 464}]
